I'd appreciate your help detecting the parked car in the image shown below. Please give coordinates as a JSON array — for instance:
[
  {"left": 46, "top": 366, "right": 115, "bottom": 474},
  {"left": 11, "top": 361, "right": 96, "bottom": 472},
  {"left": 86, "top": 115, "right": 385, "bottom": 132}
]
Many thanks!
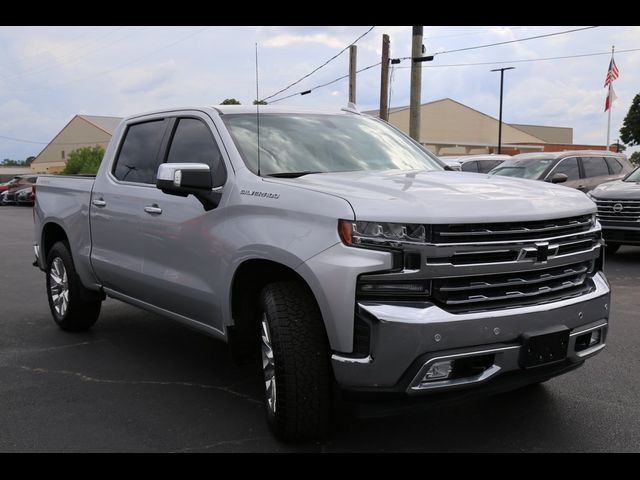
[
  {"left": 16, "top": 185, "right": 35, "bottom": 205},
  {"left": 443, "top": 154, "right": 511, "bottom": 173},
  {"left": 34, "top": 106, "right": 610, "bottom": 441},
  {"left": 0, "top": 190, "right": 8, "bottom": 205},
  {"left": 588, "top": 165, "right": 640, "bottom": 254},
  {"left": 4, "top": 175, "right": 38, "bottom": 204},
  {"left": 489, "top": 151, "right": 632, "bottom": 192},
  {"left": 0, "top": 176, "right": 21, "bottom": 193}
]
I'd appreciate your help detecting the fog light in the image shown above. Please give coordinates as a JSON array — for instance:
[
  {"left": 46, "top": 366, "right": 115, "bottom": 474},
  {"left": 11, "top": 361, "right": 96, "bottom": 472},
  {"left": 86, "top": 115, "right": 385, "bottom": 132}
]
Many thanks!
[
  {"left": 423, "top": 360, "right": 454, "bottom": 381},
  {"left": 589, "top": 329, "right": 601, "bottom": 347}
]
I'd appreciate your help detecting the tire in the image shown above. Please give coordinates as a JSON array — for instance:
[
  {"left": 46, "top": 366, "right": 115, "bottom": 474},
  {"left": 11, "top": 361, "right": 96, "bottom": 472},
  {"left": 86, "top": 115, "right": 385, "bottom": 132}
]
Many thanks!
[
  {"left": 605, "top": 242, "right": 621, "bottom": 255},
  {"left": 259, "top": 281, "right": 332, "bottom": 442},
  {"left": 46, "top": 241, "right": 102, "bottom": 331}
]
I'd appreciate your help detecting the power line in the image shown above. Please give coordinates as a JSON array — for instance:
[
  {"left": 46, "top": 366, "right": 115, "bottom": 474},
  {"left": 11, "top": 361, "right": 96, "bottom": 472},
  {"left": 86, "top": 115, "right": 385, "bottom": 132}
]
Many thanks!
[
  {"left": 2, "top": 26, "right": 212, "bottom": 93},
  {"left": 0, "top": 134, "right": 110, "bottom": 145},
  {"left": 433, "top": 26, "right": 599, "bottom": 56},
  {"left": 398, "top": 26, "right": 599, "bottom": 61},
  {"left": 261, "top": 26, "right": 375, "bottom": 102},
  {"left": 269, "top": 62, "right": 381, "bottom": 104},
  {"left": 424, "top": 26, "right": 528, "bottom": 40},
  {"left": 394, "top": 47, "right": 640, "bottom": 69}
]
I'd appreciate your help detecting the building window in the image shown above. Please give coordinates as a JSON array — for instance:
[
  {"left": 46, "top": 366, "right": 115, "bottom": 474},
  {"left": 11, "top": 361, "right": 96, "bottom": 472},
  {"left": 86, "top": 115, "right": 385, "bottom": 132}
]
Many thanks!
[{"left": 61, "top": 150, "right": 65, "bottom": 159}]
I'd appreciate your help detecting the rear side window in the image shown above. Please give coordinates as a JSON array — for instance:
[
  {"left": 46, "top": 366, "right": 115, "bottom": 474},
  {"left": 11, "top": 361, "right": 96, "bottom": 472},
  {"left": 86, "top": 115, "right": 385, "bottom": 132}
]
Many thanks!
[
  {"left": 553, "top": 157, "right": 580, "bottom": 181},
  {"left": 581, "top": 156, "right": 609, "bottom": 178},
  {"left": 478, "top": 160, "right": 502, "bottom": 173},
  {"left": 605, "top": 157, "right": 623, "bottom": 174},
  {"left": 113, "top": 120, "right": 166, "bottom": 184},
  {"left": 165, "top": 118, "right": 227, "bottom": 186},
  {"left": 461, "top": 161, "right": 478, "bottom": 173}
]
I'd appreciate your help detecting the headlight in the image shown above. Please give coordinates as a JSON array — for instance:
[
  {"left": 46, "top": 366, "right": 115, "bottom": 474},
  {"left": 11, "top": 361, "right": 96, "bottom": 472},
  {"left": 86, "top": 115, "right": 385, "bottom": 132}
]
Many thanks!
[{"left": 338, "top": 220, "right": 426, "bottom": 246}]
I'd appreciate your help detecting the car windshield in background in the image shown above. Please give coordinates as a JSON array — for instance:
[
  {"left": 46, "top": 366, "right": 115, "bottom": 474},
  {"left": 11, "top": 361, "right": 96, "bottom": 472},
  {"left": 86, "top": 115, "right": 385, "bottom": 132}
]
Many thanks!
[
  {"left": 489, "top": 158, "right": 554, "bottom": 179},
  {"left": 625, "top": 167, "right": 640, "bottom": 182},
  {"left": 222, "top": 113, "right": 443, "bottom": 176}
]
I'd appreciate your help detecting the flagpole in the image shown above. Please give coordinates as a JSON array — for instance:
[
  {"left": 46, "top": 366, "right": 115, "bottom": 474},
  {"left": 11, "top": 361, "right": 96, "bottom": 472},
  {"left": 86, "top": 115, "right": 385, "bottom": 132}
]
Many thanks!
[{"left": 606, "top": 45, "right": 614, "bottom": 151}]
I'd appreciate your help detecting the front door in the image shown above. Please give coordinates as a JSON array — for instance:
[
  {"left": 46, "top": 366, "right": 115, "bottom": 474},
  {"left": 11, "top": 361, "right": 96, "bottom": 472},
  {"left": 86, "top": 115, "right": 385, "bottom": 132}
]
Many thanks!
[{"left": 139, "top": 114, "right": 229, "bottom": 332}]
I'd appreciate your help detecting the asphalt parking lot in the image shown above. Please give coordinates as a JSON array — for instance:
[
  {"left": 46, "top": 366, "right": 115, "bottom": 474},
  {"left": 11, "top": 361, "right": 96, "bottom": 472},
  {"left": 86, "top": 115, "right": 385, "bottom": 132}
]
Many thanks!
[{"left": 1, "top": 205, "right": 640, "bottom": 452}]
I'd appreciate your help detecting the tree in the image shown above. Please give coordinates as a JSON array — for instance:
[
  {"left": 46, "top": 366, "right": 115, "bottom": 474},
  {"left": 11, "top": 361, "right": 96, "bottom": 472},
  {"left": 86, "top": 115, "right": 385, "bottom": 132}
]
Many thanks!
[
  {"left": 253, "top": 99, "right": 268, "bottom": 105},
  {"left": 620, "top": 93, "right": 640, "bottom": 146},
  {"left": 63, "top": 145, "right": 105, "bottom": 175},
  {"left": 611, "top": 143, "right": 626, "bottom": 153},
  {"left": 221, "top": 98, "right": 241, "bottom": 105},
  {"left": 630, "top": 151, "right": 640, "bottom": 167},
  {"left": 25, "top": 156, "right": 35, "bottom": 166}
]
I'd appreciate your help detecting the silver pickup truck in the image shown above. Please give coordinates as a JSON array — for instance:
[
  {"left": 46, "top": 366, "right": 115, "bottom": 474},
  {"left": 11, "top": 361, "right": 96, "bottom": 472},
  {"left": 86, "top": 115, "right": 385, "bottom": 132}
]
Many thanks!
[{"left": 34, "top": 105, "right": 611, "bottom": 441}]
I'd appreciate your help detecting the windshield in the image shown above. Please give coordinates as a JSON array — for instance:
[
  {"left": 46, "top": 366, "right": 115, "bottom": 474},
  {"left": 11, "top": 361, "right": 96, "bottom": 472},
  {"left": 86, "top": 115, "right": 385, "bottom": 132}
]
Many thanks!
[
  {"left": 625, "top": 166, "right": 640, "bottom": 182},
  {"left": 489, "top": 158, "right": 554, "bottom": 179},
  {"left": 222, "top": 113, "right": 443, "bottom": 176}
]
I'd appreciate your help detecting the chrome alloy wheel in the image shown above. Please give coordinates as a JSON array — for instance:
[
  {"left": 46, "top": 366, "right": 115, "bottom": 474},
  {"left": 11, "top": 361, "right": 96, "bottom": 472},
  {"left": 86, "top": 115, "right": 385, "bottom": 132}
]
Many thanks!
[
  {"left": 260, "top": 313, "right": 277, "bottom": 414},
  {"left": 49, "top": 257, "right": 69, "bottom": 317}
]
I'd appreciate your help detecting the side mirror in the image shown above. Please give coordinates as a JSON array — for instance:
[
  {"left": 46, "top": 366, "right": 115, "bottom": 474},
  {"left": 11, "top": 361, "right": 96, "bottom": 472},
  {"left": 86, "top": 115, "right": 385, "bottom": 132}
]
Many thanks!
[
  {"left": 549, "top": 173, "right": 568, "bottom": 184},
  {"left": 156, "top": 163, "right": 222, "bottom": 211}
]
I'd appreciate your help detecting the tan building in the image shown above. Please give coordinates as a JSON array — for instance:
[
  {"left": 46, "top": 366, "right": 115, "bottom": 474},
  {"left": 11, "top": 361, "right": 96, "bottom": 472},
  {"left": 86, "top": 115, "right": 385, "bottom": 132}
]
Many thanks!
[
  {"left": 30, "top": 115, "right": 122, "bottom": 173},
  {"left": 365, "top": 98, "right": 595, "bottom": 156}
]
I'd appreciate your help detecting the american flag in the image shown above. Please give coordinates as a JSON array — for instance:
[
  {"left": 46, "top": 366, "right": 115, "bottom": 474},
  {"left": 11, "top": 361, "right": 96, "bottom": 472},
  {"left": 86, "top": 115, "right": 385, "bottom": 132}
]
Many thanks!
[{"left": 604, "top": 58, "right": 619, "bottom": 87}]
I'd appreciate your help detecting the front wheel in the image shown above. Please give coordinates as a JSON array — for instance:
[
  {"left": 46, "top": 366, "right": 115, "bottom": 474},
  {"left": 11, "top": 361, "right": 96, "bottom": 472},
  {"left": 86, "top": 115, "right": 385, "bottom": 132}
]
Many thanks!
[
  {"left": 46, "top": 241, "right": 102, "bottom": 331},
  {"left": 259, "top": 281, "right": 332, "bottom": 442},
  {"left": 605, "top": 242, "right": 621, "bottom": 255}
]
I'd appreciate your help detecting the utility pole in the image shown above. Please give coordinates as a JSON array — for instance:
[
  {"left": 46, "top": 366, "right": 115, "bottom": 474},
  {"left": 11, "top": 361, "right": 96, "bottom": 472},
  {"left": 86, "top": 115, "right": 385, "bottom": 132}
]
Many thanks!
[
  {"left": 409, "top": 26, "right": 423, "bottom": 141},
  {"left": 490, "top": 67, "right": 515, "bottom": 154},
  {"left": 349, "top": 44, "right": 357, "bottom": 104},
  {"left": 379, "top": 34, "right": 390, "bottom": 121}
]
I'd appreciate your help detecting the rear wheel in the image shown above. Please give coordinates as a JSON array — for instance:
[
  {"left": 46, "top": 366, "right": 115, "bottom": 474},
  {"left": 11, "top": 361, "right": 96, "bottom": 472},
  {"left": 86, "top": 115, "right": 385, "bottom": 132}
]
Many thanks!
[
  {"left": 259, "top": 281, "right": 332, "bottom": 442},
  {"left": 46, "top": 241, "right": 102, "bottom": 331},
  {"left": 605, "top": 242, "right": 621, "bottom": 255}
]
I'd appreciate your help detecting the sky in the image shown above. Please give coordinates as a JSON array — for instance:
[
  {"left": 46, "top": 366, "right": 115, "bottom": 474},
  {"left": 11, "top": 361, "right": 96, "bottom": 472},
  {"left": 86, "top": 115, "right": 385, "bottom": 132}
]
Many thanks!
[{"left": 0, "top": 25, "right": 638, "bottom": 160}]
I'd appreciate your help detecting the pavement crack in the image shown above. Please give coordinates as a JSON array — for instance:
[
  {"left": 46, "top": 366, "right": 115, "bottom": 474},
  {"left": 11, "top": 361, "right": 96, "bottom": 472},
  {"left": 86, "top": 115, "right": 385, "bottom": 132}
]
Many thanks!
[{"left": 18, "top": 365, "right": 262, "bottom": 405}]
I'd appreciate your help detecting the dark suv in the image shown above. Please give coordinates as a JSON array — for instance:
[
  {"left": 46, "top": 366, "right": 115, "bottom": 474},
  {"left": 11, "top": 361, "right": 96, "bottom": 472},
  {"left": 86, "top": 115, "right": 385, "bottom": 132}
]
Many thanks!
[{"left": 489, "top": 151, "right": 632, "bottom": 192}]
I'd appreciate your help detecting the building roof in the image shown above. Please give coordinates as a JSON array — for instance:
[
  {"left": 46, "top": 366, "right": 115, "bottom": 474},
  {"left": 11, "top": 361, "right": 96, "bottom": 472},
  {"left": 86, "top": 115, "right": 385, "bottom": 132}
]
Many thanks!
[
  {"left": 363, "top": 98, "right": 571, "bottom": 144},
  {"left": 79, "top": 115, "right": 122, "bottom": 134}
]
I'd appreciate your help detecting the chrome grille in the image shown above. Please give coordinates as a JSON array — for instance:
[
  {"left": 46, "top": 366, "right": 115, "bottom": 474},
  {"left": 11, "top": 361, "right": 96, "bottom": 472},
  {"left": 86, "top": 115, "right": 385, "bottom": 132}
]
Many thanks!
[
  {"left": 595, "top": 199, "right": 640, "bottom": 223},
  {"left": 431, "top": 215, "right": 593, "bottom": 244},
  {"left": 432, "top": 261, "right": 595, "bottom": 313}
]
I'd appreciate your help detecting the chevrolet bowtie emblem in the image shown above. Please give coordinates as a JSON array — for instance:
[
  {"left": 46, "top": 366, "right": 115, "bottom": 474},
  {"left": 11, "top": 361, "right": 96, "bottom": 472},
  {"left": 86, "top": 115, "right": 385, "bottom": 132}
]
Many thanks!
[{"left": 536, "top": 242, "right": 550, "bottom": 262}]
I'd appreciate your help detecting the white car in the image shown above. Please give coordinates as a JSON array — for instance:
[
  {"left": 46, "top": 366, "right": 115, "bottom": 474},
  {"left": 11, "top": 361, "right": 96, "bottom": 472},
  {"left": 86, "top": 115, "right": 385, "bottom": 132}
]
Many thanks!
[{"left": 442, "top": 154, "right": 511, "bottom": 173}]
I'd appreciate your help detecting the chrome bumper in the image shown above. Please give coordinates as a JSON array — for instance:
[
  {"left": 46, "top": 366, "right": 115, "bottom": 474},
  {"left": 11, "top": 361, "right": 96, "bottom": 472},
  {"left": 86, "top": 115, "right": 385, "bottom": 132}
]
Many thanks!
[{"left": 332, "top": 272, "right": 610, "bottom": 393}]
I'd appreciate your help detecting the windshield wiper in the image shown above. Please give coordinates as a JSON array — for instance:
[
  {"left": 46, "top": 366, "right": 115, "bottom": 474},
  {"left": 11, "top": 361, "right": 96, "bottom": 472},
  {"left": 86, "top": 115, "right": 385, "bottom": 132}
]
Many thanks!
[{"left": 265, "top": 171, "right": 323, "bottom": 178}]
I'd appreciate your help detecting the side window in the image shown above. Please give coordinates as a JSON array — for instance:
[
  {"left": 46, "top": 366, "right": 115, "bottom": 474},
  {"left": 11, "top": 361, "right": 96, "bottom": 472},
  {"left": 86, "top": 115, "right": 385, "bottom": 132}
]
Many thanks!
[
  {"left": 553, "top": 157, "right": 580, "bottom": 181},
  {"left": 461, "top": 161, "right": 478, "bottom": 173},
  {"left": 478, "top": 160, "right": 502, "bottom": 173},
  {"left": 582, "top": 156, "right": 610, "bottom": 178},
  {"left": 605, "top": 157, "right": 623, "bottom": 174},
  {"left": 166, "top": 118, "right": 227, "bottom": 186},
  {"left": 113, "top": 120, "right": 166, "bottom": 184}
]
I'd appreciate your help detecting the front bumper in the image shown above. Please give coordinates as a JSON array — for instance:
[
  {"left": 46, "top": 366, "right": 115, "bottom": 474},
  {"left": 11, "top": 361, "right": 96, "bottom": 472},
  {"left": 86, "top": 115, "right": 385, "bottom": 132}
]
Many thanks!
[
  {"left": 332, "top": 271, "right": 610, "bottom": 394},
  {"left": 601, "top": 224, "right": 640, "bottom": 245}
]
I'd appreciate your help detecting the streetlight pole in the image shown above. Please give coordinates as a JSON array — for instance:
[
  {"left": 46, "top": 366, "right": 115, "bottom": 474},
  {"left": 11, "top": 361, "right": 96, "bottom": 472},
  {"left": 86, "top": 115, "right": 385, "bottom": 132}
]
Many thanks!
[{"left": 491, "top": 67, "right": 515, "bottom": 154}]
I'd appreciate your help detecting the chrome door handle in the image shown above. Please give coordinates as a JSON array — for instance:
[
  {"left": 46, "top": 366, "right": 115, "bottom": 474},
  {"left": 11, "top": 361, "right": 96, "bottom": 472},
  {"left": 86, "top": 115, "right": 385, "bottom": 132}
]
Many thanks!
[
  {"left": 144, "top": 205, "right": 163, "bottom": 215},
  {"left": 92, "top": 199, "right": 106, "bottom": 207}
]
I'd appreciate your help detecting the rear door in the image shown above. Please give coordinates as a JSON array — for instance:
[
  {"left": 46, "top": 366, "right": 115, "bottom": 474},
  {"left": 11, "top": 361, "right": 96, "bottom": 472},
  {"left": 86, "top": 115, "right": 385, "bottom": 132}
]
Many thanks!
[
  {"left": 580, "top": 156, "right": 611, "bottom": 191},
  {"left": 90, "top": 118, "right": 170, "bottom": 300},
  {"left": 477, "top": 159, "right": 503, "bottom": 174}
]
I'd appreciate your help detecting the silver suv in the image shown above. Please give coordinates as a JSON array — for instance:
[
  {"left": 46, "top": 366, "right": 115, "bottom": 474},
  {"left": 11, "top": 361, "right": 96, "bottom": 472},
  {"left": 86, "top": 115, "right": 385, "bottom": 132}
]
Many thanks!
[{"left": 489, "top": 150, "right": 632, "bottom": 192}]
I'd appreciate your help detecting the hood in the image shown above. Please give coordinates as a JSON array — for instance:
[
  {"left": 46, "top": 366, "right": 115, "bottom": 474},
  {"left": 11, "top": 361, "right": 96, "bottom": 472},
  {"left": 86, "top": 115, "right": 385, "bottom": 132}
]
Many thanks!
[
  {"left": 590, "top": 179, "right": 640, "bottom": 200},
  {"left": 265, "top": 170, "right": 595, "bottom": 224}
]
